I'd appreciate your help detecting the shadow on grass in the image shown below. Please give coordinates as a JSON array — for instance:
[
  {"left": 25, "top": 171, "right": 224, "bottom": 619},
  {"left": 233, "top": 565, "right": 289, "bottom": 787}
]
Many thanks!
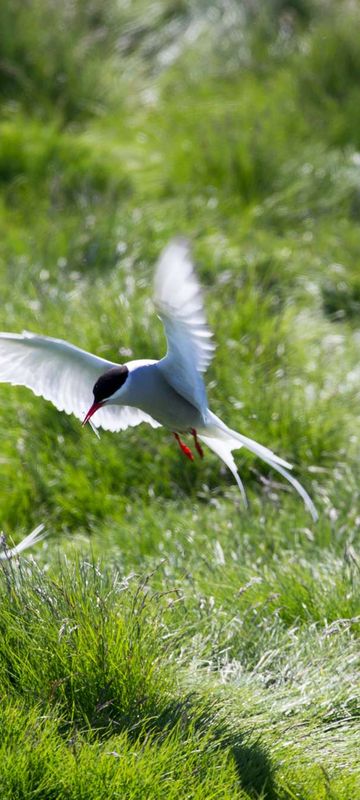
[
  {"left": 155, "top": 696, "right": 277, "bottom": 800},
  {"left": 227, "top": 738, "right": 277, "bottom": 800}
]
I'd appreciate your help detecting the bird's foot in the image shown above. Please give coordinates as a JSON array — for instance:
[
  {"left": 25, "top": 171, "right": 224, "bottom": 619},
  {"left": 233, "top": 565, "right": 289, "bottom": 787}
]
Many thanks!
[
  {"left": 191, "top": 429, "right": 204, "bottom": 458},
  {"left": 174, "top": 433, "right": 194, "bottom": 461}
]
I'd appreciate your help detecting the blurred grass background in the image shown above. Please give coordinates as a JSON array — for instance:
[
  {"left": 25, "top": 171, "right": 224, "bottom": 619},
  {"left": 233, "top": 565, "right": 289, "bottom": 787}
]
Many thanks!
[{"left": 0, "top": 1, "right": 359, "bottom": 798}]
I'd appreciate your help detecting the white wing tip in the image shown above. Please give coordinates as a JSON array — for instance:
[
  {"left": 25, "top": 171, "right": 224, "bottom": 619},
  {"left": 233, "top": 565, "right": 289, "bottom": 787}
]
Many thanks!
[
  {"left": 0, "top": 524, "right": 47, "bottom": 560},
  {"left": 154, "top": 236, "right": 193, "bottom": 288},
  {"left": 164, "top": 235, "right": 191, "bottom": 253}
]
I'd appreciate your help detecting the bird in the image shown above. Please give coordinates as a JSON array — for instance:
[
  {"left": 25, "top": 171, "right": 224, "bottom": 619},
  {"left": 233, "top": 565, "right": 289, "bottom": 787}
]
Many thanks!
[{"left": 0, "top": 238, "right": 317, "bottom": 520}]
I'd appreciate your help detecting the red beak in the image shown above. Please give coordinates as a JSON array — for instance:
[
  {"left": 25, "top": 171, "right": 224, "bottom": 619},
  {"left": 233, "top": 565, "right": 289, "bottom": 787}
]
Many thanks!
[{"left": 82, "top": 401, "right": 103, "bottom": 427}]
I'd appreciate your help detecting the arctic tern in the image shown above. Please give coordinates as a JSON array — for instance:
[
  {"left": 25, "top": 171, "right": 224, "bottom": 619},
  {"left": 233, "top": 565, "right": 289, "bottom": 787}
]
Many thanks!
[{"left": 0, "top": 238, "right": 317, "bottom": 520}]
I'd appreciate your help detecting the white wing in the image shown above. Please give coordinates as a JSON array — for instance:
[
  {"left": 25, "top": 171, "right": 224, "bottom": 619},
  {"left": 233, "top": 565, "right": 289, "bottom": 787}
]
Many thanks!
[
  {"left": 154, "top": 238, "right": 215, "bottom": 414},
  {"left": 0, "top": 524, "right": 46, "bottom": 560},
  {"left": 0, "top": 332, "right": 160, "bottom": 433}
]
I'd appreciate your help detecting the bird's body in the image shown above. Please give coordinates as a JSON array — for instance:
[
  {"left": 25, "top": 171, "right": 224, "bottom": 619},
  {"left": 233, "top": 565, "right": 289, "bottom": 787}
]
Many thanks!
[
  {"left": 109, "top": 362, "right": 205, "bottom": 432},
  {"left": 0, "top": 238, "right": 317, "bottom": 521}
]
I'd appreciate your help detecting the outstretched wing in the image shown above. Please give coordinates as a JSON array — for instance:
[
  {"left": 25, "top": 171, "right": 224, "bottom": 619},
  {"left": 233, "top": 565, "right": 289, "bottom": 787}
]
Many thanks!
[
  {"left": 154, "top": 238, "right": 215, "bottom": 414},
  {"left": 0, "top": 332, "right": 160, "bottom": 433}
]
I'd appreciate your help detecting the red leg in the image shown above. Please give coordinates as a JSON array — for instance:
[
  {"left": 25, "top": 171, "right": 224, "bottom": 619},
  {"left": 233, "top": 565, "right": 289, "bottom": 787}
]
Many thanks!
[
  {"left": 174, "top": 433, "right": 194, "bottom": 461},
  {"left": 191, "top": 429, "right": 204, "bottom": 459}
]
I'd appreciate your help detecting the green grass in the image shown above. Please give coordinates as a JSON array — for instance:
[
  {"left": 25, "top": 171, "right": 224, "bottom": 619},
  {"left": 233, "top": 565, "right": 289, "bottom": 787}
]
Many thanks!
[{"left": 0, "top": 1, "right": 359, "bottom": 797}]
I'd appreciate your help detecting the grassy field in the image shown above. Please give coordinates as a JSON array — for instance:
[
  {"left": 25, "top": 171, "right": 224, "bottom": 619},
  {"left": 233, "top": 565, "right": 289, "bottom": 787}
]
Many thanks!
[{"left": 0, "top": 1, "right": 359, "bottom": 797}]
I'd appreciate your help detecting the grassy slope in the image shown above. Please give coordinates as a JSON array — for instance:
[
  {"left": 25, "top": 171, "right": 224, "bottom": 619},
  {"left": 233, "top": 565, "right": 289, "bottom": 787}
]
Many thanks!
[{"left": 0, "top": 1, "right": 359, "bottom": 797}]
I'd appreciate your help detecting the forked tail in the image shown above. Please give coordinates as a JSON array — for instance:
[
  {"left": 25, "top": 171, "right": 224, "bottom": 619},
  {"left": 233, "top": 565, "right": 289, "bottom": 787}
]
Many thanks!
[{"left": 199, "top": 412, "right": 318, "bottom": 521}]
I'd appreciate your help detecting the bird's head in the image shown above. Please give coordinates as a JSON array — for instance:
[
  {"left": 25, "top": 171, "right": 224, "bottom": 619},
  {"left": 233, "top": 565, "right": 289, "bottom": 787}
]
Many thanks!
[{"left": 82, "top": 365, "right": 129, "bottom": 426}]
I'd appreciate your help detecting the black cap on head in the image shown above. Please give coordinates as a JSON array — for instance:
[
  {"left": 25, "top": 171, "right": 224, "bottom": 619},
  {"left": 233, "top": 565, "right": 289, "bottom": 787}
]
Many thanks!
[{"left": 93, "top": 365, "right": 129, "bottom": 403}]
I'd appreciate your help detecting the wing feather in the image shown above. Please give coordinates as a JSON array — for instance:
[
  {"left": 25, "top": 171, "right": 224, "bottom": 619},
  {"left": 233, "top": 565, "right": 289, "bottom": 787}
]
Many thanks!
[
  {"left": 0, "top": 332, "right": 160, "bottom": 433},
  {"left": 154, "top": 238, "right": 215, "bottom": 414}
]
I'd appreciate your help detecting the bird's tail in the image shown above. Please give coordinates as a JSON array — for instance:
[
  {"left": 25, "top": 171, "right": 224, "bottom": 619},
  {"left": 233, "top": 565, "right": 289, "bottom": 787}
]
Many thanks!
[{"left": 199, "top": 412, "right": 318, "bottom": 521}]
